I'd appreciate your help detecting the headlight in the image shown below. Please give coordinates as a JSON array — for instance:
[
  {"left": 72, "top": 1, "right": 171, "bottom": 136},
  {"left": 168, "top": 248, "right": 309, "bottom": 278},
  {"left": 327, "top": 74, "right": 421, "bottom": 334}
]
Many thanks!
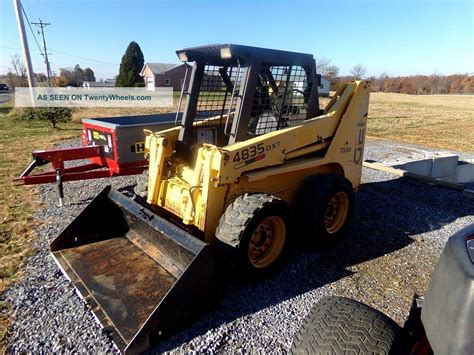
[
  {"left": 220, "top": 47, "right": 232, "bottom": 59},
  {"left": 178, "top": 52, "right": 188, "bottom": 62}
]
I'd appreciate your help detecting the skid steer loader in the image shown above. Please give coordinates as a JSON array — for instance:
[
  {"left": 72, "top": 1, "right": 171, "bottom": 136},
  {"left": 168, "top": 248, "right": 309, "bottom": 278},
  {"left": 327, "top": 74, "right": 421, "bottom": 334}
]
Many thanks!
[{"left": 50, "top": 44, "right": 370, "bottom": 353}]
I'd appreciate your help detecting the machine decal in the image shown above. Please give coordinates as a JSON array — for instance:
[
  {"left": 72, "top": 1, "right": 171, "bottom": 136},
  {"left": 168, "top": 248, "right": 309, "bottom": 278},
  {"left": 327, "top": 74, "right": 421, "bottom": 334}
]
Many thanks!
[
  {"left": 353, "top": 115, "right": 367, "bottom": 165},
  {"left": 132, "top": 141, "right": 146, "bottom": 154},
  {"left": 234, "top": 153, "right": 265, "bottom": 170},
  {"left": 89, "top": 129, "right": 114, "bottom": 159},
  {"left": 232, "top": 141, "right": 280, "bottom": 169},
  {"left": 233, "top": 143, "right": 265, "bottom": 164}
]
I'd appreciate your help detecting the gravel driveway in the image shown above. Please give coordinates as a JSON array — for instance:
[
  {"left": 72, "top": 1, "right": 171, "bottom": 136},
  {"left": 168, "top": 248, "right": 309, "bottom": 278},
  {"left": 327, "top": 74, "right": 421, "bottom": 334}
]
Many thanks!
[{"left": 3, "top": 139, "right": 474, "bottom": 353}]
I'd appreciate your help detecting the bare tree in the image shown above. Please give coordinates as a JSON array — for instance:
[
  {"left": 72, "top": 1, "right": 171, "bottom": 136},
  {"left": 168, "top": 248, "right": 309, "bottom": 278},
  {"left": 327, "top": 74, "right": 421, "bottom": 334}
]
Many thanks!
[
  {"left": 315, "top": 58, "right": 341, "bottom": 90},
  {"left": 324, "top": 65, "right": 339, "bottom": 80},
  {"left": 10, "top": 55, "right": 26, "bottom": 79},
  {"left": 315, "top": 57, "right": 332, "bottom": 75},
  {"left": 350, "top": 64, "right": 367, "bottom": 80}
]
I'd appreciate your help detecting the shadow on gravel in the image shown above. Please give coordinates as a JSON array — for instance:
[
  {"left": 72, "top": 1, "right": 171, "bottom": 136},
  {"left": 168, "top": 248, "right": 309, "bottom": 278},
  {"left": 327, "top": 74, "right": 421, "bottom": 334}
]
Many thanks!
[{"left": 149, "top": 176, "right": 474, "bottom": 353}]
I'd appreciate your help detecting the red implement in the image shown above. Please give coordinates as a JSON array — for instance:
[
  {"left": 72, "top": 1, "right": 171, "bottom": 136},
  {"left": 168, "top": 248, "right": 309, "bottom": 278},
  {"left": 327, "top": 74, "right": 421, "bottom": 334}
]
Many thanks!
[{"left": 15, "top": 145, "right": 145, "bottom": 185}]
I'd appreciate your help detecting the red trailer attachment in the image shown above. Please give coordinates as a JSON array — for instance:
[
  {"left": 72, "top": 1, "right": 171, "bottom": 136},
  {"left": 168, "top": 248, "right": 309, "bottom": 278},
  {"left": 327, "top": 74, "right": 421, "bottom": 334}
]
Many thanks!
[
  {"left": 15, "top": 145, "right": 145, "bottom": 186},
  {"left": 15, "top": 113, "right": 177, "bottom": 205}
]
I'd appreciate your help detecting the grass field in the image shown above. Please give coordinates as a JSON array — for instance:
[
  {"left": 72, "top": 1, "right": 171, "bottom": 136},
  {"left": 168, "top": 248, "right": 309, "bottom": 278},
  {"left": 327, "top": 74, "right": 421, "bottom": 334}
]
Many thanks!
[
  {"left": 0, "top": 104, "right": 81, "bottom": 346},
  {"left": 0, "top": 91, "right": 473, "bottom": 347},
  {"left": 367, "top": 93, "right": 474, "bottom": 152}
]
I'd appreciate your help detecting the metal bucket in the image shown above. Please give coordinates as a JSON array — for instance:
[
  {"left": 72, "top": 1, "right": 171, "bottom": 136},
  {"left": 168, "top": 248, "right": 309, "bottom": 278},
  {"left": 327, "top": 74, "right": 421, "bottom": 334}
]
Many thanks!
[{"left": 50, "top": 186, "right": 216, "bottom": 353}]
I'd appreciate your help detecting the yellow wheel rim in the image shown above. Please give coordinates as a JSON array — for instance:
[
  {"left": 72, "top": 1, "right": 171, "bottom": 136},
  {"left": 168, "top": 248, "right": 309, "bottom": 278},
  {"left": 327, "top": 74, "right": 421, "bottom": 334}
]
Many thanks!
[
  {"left": 248, "top": 216, "right": 286, "bottom": 268},
  {"left": 324, "top": 191, "right": 349, "bottom": 234}
]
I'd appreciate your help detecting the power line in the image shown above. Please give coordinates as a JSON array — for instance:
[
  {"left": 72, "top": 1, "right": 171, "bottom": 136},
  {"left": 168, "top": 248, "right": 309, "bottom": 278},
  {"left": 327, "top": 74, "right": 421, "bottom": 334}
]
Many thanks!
[
  {"left": 0, "top": 45, "right": 119, "bottom": 67},
  {"left": 0, "top": 45, "right": 40, "bottom": 51},
  {"left": 20, "top": 3, "right": 43, "bottom": 55},
  {"left": 48, "top": 49, "right": 119, "bottom": 66}
]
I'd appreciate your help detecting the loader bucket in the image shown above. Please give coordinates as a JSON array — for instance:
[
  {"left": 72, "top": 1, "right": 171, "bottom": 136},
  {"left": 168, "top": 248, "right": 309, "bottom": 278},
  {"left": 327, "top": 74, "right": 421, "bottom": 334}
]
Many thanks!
[{"left": 50, "top": 186, "right": 216, "bottom": 354}]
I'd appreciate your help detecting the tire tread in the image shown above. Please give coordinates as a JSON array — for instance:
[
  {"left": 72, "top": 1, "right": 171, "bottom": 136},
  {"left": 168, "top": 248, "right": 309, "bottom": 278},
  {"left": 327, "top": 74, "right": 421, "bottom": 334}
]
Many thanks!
[
  {"left": 291, "top": 296, "right": 400, "bottom": 355},
  {"left": 216, "top": 193, "right": 282, "bottom": 248}
]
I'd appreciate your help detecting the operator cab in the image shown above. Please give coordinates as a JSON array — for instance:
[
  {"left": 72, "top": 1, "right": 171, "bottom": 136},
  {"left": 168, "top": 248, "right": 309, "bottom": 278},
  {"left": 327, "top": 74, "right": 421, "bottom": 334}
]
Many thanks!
[{"left": 174, "top": 44, "right": 322, "bottom": 155}]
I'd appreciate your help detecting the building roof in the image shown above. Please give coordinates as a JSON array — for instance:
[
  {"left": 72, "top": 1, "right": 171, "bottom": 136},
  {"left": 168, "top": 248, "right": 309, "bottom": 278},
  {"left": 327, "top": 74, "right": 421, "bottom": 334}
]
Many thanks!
[
  {"left": 82, "top": 81, "right": 115, "bottom": 87},
  {"left": 141, "top": 63, "right": 183, "bottom": 76}
]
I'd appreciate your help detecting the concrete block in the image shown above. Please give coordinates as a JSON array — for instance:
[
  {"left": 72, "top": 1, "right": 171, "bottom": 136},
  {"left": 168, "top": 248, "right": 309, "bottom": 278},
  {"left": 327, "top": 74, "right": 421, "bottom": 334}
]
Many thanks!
[
  {"left": 456, "top": 163, "right": 474, "bottom": 183},
  {"left": 395, "top": 159, "right": 433, "bottom": 176},
  {"left": 430, "top": 155, "right": 458, "bottom": 178}
]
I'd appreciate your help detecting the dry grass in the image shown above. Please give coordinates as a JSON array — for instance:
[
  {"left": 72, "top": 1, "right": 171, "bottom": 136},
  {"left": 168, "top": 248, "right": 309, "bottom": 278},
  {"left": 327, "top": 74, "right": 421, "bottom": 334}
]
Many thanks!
[
  {"left": 0, "top": 104, "right": 80, "bottom": 349},
  {"left": 367, "top": 92, "right": 474, "bottom": 152}
]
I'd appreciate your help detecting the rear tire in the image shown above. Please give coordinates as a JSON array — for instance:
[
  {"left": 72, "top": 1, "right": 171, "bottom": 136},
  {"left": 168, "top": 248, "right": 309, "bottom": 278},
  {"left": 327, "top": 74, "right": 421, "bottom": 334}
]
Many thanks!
[
  {"left": 216, "top": 193, "right": 291, "bottom": 276},
  {"left": 291, "top": 296, "right": 401, "bottom": 355},
  {"left": 296, "top": 174, "right": 354, "bottom": 244}
]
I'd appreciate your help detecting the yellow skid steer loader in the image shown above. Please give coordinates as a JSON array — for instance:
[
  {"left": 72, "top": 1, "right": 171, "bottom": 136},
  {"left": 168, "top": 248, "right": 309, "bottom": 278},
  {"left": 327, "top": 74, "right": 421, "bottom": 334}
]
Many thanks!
[{"left": 50, "top": 44, "right": 370, "bottom": 353}]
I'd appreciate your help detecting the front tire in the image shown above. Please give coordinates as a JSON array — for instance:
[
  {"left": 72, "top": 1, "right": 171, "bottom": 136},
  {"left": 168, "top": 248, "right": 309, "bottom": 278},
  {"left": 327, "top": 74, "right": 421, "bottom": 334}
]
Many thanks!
[{"left": 216, "top": 193, "right": 291, "bottom": 275}]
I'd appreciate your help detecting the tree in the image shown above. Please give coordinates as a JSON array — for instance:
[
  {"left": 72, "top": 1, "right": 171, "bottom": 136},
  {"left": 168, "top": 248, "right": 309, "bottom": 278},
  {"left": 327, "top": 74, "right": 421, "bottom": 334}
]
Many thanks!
[
  {"left": 10, "top": 55, "right": 26, "bottom": 79},
  {"left": 315, "top": 57, "right": 340, "bottom": 90},
  {"left": 55, "top": 68, "right": 73, "bottom": 87},
  {"left": 116, "top": 41, "right": 144, "bottom": 87},
  {"left": 72, "top": 64, "right": 84, "bottom": 86},
  {"left": 36, "top": 108, "right": 72, "bottom": 129},
  {"left": 323, "top": 65, "right": 340, "bottom": 90},
  {"left": 315, "top": 57, "right": 332, "bottom": 75},
  {"left": 460, "top": 76, "right": 473, "bottom": 94},
  {"left": 34, "top": 73, "right": 47, "bottom": 82},
  {"left": 83, "top": 68, "right": 96, "bottom": 82},
  {"left": 350, "top": 64, "right": 367, "bottom": 80}
]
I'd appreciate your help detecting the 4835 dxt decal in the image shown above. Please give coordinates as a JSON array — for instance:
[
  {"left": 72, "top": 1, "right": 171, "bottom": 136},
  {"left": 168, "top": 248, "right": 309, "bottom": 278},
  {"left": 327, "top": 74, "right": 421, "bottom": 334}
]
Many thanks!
[{"left": 233, "top": 141, "right": 280, "bottom": 169}]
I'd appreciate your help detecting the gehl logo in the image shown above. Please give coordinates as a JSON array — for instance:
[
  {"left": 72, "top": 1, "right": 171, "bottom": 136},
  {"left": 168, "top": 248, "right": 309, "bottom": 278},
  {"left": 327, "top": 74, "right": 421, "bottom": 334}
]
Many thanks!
[{"left": 353, "top": 114, "right": 367, "bottom": 165}]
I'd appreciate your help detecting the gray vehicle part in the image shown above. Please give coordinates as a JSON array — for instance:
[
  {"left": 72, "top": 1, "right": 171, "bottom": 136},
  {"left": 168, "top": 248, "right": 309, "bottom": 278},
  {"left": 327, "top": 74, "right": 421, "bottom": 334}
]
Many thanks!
[{"left": 421, "top": 224, "right": 474, "bottom": 355}]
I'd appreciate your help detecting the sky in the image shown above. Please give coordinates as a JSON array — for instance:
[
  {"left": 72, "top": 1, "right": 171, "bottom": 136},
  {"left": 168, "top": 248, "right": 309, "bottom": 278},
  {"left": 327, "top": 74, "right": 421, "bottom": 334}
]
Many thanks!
[{"left": 0, "top": 0, "right": 473, "bottom": 80}]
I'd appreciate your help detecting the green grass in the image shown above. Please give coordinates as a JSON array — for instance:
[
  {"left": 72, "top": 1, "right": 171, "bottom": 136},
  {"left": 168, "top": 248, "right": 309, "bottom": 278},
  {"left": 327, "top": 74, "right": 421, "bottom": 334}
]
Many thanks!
[{"left": 0, "top": 103, "right": 80, "bottom": 350}]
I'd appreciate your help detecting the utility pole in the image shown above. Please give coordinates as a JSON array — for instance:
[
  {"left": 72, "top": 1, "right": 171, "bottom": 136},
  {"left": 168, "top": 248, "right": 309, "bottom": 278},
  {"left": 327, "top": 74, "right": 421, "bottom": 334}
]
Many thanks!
[
  {"left": 12, "top": 0, "right": 35, "bottom": 91},
  {"left": 32, "top": 19, "right": 52, "bottom": 86}
]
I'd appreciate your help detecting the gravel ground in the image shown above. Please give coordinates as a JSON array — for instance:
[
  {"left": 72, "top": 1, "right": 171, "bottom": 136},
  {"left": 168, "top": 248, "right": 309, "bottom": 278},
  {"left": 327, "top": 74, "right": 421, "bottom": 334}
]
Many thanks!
[{"left": 2, "top": 139, "right": 474, "bottom": 353}]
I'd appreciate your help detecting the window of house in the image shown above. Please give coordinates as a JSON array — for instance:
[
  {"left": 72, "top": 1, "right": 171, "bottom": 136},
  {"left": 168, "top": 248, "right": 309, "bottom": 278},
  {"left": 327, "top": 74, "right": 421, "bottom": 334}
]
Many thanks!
[{"left": 164, "top": 78, "right": 171, "bottom": 85}]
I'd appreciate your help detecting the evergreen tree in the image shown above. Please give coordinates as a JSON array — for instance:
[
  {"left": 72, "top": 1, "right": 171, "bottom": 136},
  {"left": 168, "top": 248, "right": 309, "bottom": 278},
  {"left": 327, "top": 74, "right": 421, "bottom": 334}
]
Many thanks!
[
  {"left": 116, "top": 41, "right": 144, "bottom": 87},
  {"left": 83, "top": 68, "right": 96, "bottom": 82}
]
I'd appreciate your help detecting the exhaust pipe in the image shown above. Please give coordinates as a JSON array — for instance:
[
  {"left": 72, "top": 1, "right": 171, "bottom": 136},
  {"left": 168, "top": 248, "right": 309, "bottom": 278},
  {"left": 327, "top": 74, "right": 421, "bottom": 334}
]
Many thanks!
[{"left": 50, "top": 186, "right": 216, "bottom": 353}]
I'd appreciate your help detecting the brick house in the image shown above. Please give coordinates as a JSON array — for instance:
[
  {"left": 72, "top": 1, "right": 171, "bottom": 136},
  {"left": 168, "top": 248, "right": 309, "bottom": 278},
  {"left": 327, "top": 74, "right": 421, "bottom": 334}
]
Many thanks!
[{"left": 140, "top": 63, "right": 190, "bottom": 91}]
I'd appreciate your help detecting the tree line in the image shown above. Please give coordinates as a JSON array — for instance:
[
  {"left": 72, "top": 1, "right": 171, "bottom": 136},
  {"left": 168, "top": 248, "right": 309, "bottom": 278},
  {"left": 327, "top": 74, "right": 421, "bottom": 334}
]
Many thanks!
[
  {"left": 366, "top": 74, "right": 473, "bottom": 94},
  {"left": 4, "top": 55, "right": 96, "bottom": 88},
  {"left": 317, "top": 58, "right": 473, "bottom": 94},
  {"left": 55, "top": 64, "right": 96, "bottom": 87}
]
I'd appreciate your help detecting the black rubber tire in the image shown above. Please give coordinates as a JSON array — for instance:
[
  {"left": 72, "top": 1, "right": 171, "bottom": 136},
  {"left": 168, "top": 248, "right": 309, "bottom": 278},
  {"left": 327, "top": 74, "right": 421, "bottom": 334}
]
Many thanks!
[
  {"left": 291, "top": 296, "right": 401, "bottom": 355},
  {"left": 133, "top": 170, "right": 148, "bottom": 198},
  {"left": 216, "top": 193, "right": 291, "bottom": 276},
  {"left": 295, "top": 174, "right": 354, "bottom": 244}
]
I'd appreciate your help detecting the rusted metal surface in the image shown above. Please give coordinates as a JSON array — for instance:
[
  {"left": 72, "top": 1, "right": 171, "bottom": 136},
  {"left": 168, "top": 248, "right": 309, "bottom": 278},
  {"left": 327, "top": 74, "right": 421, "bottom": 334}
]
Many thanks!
[
  {"left": 56, "top": 237, "right": 176, "bottom": 343},
  {"left": 50, "top": 186, "right": 217, "bottom": 353}
]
